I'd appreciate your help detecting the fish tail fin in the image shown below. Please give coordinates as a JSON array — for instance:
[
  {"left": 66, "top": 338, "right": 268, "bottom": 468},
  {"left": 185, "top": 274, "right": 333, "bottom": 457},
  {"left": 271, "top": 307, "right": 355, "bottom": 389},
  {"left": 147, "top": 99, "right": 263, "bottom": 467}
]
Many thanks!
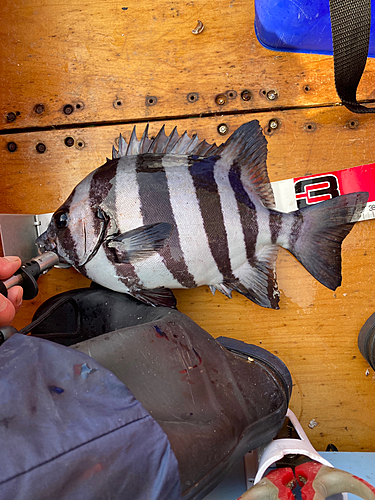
[{"left": 287, "top": 192, "right": 368, "bottom": 290}]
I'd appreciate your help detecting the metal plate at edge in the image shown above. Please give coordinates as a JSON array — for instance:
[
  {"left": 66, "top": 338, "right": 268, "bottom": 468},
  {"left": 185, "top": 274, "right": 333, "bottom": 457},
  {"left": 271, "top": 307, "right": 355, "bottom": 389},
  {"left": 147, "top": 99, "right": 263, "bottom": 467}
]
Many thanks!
[{"left": 0, "top": 213, "right": 52, "bottom": 262}]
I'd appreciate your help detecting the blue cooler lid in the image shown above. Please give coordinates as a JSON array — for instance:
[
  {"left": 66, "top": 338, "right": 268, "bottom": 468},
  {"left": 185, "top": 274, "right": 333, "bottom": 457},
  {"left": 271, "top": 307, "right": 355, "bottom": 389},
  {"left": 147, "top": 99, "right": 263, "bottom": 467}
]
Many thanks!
[{"left": 254, "top": 0, "right": 375, "bottom": 57}]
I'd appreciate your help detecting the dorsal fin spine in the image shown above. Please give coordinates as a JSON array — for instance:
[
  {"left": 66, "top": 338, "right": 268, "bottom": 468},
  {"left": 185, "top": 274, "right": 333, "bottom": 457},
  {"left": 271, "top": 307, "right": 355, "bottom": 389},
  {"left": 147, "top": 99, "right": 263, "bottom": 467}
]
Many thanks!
[
  {"left": 114, "top": 123, "right": 224, "bottom": 158},
  {"left": 126, "top": 127, "right": 139, "bottom": 156},
  {"left": 163, "top": 126, "right": 179, "bottom": 153},
  {"left": 147, "top": 125, "right": 167, "bottom": 153},
  {"left": 139, "top": 124, "right": 150, "bottom": 154}
]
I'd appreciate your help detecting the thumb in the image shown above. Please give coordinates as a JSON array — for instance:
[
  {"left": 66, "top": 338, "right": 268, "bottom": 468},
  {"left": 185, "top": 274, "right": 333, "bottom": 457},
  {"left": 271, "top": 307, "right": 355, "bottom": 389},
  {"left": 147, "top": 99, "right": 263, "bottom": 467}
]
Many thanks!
[{"left": 0, "top": 293, "right": 16, "bottom": 327}]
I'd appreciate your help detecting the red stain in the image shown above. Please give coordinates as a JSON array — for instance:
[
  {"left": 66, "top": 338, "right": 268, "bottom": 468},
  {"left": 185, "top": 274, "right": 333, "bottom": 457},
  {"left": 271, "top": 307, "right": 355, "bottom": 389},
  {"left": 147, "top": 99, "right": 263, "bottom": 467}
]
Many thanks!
[
  {"left": 192, "top": 349, "right": 202, "bottom": 368},
  {"left": 178, "top": 349, "right": 202, "bottom": 379},
  {"left": 81, "top": 463, "right": 104, "bottom": 480},
  {"left": 154, "top": 325, "right": 169, "bottom": 340},
  {"left": 73, "top": 364, "right": 81, "bottom": 376},
  {"left": 355, "top": 476, "right": 375, "bottom": 494}
]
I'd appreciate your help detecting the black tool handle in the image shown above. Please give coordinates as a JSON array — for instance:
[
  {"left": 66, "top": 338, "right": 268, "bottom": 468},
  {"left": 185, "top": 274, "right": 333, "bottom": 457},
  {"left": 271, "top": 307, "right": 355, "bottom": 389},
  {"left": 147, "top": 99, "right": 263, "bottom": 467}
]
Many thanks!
[
  {"left": 0, "top": 326, "right": 18, "bottom": 346},
  {"left": 0, "top": 281, "right": 8, "bottom": 298},
  {"left": 15, "top": 264, "right": 40, "bottom": 300},
  {"left": 0, "top": 262, "right": 40, "bottom": 300},
  {"left": 0, "top": 252, "right": 59, "bottom": 300}
]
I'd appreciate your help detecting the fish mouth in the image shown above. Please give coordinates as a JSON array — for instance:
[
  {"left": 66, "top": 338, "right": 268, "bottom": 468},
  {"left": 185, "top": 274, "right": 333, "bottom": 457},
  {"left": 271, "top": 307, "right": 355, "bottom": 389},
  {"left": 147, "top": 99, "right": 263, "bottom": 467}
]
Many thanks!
[
  {"left": 36, "top": 231, "right": 57, "bottom": 253},
  {"left": 35, "top": 232, "right": 71, "bottom": 268}
]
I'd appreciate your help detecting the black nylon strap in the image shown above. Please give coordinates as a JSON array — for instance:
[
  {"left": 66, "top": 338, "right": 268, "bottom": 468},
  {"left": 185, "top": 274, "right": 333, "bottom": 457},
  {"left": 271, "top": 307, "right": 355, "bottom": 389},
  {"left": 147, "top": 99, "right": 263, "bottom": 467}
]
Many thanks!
[{"left": 329, "top": 0, "right": 375, "bottom": 113}]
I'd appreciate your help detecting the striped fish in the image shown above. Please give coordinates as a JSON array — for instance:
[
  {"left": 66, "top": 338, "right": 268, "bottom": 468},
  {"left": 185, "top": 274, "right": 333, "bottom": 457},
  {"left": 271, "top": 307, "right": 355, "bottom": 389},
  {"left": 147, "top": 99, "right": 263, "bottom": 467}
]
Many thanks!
[{"left": 36, "top": 120, "right": 368, "bottom": 308}]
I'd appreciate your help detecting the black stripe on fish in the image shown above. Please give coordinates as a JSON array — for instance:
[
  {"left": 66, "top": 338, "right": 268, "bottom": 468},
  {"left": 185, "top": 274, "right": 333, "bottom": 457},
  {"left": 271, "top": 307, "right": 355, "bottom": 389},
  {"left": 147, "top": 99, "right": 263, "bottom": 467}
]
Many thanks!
[
  {"left": 61, "top": 224, "right": 80, "bottom": 266},
  {"left": 136, "top": 153, "right": 165, "bottom": 173},
  {"left": 289, "top": 211, "right": 303, "bottom": 249},
  {"left": 269, "top": 210, "right": 283, "bottom": 244},
  {"left": 90, "top": 158, "right": 143, "bottom": 290},
  {"left": 89, "top": 159, "right": 118, "bottom": 202},
  {"left": 228, "top": 163, "right": 258, "bottom": 265},
  {"left": 88, "top": 159, "right": 118, "bottom": 236},
  {"left": 50, "top": 188, "right": 82, "bottom": 266},
  {"left": 88, "top": 159, "right": 117, "bottom": 269},
  {"left": 188, "top": 156, "right": 235, "bottom": 280},
  {"left": 135, "top": 155, "right": 197, "bottom": 288}
]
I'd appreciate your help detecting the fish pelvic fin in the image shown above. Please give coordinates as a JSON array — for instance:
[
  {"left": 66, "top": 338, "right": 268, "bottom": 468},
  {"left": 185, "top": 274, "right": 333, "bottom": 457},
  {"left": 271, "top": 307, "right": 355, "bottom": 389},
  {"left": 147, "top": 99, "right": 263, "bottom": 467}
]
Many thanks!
[
  {"left": 129, "top": 287, "right": 177, "bottom": 308},
  {"left": 212, "top": 245, "right": 280, "bottom": 309},
  {"left": 218, "top": 120, "right": 275, "bottom": 209},
  {"left": 287, "top": 192, "right": 368, "bottom": 290}
]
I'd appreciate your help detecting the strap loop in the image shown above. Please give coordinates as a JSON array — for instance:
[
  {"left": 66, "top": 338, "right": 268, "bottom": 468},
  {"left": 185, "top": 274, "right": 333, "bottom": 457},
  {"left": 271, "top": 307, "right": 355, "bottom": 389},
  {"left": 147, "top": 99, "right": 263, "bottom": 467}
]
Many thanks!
[{"left": 329, "top": 0, "right": 375, "bottom": 113}]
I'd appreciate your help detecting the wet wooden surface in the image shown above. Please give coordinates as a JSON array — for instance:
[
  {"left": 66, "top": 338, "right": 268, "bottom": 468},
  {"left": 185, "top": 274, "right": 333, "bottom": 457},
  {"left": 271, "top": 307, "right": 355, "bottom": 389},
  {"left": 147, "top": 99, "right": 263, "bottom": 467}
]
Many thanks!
[{"left": 1, "top": 0, "right": 375, "bottom": 453}]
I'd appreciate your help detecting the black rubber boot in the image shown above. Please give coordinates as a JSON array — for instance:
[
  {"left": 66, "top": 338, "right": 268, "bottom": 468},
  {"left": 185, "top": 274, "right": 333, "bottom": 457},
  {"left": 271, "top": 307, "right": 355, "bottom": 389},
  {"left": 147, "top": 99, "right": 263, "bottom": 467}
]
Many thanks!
[
  {"left": 358, "top": 312, "right": 375, "bottom": 370},
  {"left": 30, "top": 288, "right": 292, "bottom": 500}
]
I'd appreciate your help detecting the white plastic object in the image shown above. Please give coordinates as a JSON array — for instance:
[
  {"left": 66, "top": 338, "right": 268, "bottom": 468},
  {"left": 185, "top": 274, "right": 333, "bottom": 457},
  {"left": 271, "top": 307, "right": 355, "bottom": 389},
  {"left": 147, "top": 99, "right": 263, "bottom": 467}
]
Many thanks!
[{"left": 252, "top": 409, "right": 348, "bottom": 500}]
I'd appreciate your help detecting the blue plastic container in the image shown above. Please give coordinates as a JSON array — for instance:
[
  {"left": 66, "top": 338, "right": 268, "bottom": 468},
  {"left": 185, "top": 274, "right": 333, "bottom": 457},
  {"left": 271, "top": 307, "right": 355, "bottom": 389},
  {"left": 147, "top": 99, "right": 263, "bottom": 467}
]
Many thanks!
[{"left": 254, "top": 0, "right": 375, "bottom": 57}]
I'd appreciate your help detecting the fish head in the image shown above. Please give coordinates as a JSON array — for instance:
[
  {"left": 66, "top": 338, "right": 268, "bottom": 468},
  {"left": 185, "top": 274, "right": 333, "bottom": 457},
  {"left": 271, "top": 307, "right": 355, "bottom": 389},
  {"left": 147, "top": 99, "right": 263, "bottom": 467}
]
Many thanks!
[{"left": 36, "top": 189, "right": 109, "bottom": 268}]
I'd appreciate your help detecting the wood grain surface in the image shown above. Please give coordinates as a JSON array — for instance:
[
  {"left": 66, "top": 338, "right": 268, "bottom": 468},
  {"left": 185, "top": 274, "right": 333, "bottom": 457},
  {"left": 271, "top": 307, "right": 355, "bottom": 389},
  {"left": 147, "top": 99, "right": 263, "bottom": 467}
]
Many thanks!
[
  {"left": 1, "top": 0, "right": 375, "bottom": 454},
  {"left": 1, "top": 0, "right": 375, "bottom": 130}
]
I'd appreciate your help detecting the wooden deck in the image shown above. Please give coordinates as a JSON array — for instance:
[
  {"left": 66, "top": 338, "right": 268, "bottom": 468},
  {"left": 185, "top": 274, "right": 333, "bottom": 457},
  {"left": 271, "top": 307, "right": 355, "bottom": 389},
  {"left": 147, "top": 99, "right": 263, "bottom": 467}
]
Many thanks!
[{"left": 1, "top": 0, "right": 375, "bottom": 452}]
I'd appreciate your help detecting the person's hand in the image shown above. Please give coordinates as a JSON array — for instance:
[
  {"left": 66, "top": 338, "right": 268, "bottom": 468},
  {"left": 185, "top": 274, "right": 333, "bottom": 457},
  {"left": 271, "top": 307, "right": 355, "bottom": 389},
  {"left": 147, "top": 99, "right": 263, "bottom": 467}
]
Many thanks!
[{"left": 0, "top": 256, "right": 23, "bottom": 327}]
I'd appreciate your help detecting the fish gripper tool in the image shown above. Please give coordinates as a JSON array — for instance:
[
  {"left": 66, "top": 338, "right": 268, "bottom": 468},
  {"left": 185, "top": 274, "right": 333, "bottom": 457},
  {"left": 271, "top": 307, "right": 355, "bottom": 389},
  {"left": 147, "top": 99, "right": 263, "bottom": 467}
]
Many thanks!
[{"left": 0, "top": 251, "right": 59, "bottom": 301}]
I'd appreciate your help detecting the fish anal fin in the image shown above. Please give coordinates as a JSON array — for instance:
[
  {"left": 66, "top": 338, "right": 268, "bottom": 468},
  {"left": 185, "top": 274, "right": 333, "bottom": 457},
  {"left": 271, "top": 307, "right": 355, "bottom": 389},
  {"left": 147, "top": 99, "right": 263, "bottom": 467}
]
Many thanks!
[
  {"left": 219, "top": 120, "right": 275, "bottom": 209},
  {"left": 213, "top": 246, "right": 280, "bottom": 308},
  {"left": 210, "top": 283, "right": 233, "bottom": 299},
  {"left": 130, "top": 287, "right": 177, "bottom": 308},
  {"left": 106, "top": 222, "right": 173, "bottom": 263}
]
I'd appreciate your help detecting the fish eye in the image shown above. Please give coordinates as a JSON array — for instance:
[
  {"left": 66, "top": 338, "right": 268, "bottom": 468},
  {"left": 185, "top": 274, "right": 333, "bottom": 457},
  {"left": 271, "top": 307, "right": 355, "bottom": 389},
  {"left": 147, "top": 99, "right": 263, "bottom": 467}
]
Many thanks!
[{"left": 54, "top": 210, "right": 69, "bottom": 229}]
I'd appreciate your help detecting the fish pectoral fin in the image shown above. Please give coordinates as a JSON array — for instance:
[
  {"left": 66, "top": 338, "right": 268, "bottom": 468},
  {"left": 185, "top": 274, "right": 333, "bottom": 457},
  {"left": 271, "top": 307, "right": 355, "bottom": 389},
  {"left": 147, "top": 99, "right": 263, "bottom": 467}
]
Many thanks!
[
  {"left": 106, "top": 222, "right": 174, "bottom": 263},
  {"left": 130, "top": 287, "right": 177, "bottom": 308}
]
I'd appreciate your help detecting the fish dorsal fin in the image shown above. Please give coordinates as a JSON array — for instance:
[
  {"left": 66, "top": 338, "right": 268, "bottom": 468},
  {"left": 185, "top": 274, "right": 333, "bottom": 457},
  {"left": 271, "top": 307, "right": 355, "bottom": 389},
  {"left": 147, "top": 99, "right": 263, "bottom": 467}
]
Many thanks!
[
  {"left": 112, "top": 124, "right": 223, "bottom": 159},
  {"left": 126, "top": 126, "right": 141, "bottom": 155},
  {"left": 119, "top": 134, "right": 128, "bottom": 157},
  {"left": 139, "top": 124, "right": 152, "bottom": 153},
  {"left": 112, "top": 145, "right": 120, "bottom": 159},
  {"left": 219, "top": 121, "right": 275, "bottom": 209},
  {"left": 146, "top": 125, "right": 168, "bottom": 153},
  {"left": 162, "top": 126, "right": 180, "bottom": 153},
  {"left": 169, "top": 131, "right": 193, "bottom": 154}
]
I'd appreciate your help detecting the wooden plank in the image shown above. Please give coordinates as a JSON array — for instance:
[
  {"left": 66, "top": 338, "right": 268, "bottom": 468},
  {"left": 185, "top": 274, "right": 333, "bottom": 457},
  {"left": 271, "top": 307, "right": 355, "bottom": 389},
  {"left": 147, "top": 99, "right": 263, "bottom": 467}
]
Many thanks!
[
  {"left": 1, "top": 0, "right": 375, "bottom": 130},
  {"left": 1, "top": 107, "right": 375, "bottom": 213},
  {"left": 1, "top": 106, "right": 375, "bottom": 452}
]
